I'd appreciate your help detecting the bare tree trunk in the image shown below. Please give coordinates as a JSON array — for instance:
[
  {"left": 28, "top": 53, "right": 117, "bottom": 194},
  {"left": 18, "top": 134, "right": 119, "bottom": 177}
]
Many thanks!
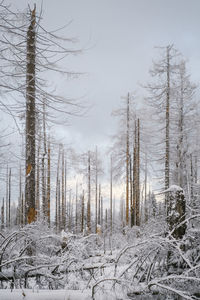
[
  {"left": 126, "top": 93, "right": 130, "bottom": 226},
  {"left": 95, "top": 146, "right": 98, "bottom": 233},
  {"left": 101, "top": 196, "right": 103, "bottom": 231},
  {"left": 36, "top": 135, "right": 41, "bottom": 220},
  {"left": 8, "top": 168, "right": 11, "bottom": 228},
  {"left": 87, "top": 151, "right": 91, "bottom": 234},
  {"left": 1, "top": 198, "right": 4, "bottom": 230},
  {"left": 68, "top": 189, "right": 72, "bottom": 232},
  {"left": 81, "top": 190, "right": 84, "bottom": 233},
  {"left": 19, "top": 165, "right": 25, "bottom": 226},
  {"left": 6, "top": 165, "right": 8, "bottom": 228},
  {"left": 129, "top": 154, "right": 133, "bottom": 226},
  {"left": 194, "top": 155, "right": 198, "bottom": 184},
  {"left": 75, "top": 182, "right": 78, "bottom": 233},
  {"left": 190, "top": 155, "right": 194, "bottom": 205},
  {"left": 58, "top": 180, "right": 61, "bottom": 232},
  {"left": 110, "top": 155, "right": 113, "bottom": 234},
  {"left": 18, "top": 165, "right": 22, "bottom": 226},
  {"left": 132, "top": 121, "right": 137, "bottom": 227},
  {"left": 177, "top": 70, "right": 184, "bottom": 188},
  {"left": 113, "top": 195, "right": 115, "bottom": 229},
  {"left": 41, "top": 155, "right": 46, "bottom": 218},
  {"left": 47, "top": 140, "right": 50, "bottom": 226},
  {"left": 25, "top": 6, "right": 36, "bottom": 224},
  {"left": 21, "top": 192, "right": 24, "bottom": 226},
  {"left": 136, "top": 118, "right": 140, "bottom": 226},
  {"left": 55, "top": 147, "right": 61, "bottom": 232},
  {"left": 105, "top": 208, "right": 108, "bottom": 231},
  {"left": 144, "top": 152, "right": 148, "bottom": 223},
  {"left": 55, "top": 185, "right": 58, "bottom": 232},
  {"left": 98, "top": 184, "right": 101, "bottom": 226},
  {"left": 165, "top": 46, "right": 170, "bottom": 213},
  {"left": 61, "top": 148, "right": 65, "bottom": 230},
  {"left": 42, "top": 99, "right": 47, "bottom": 219},
  {"left": 64, "top": 157, "right": 67, "bottom": 230}
]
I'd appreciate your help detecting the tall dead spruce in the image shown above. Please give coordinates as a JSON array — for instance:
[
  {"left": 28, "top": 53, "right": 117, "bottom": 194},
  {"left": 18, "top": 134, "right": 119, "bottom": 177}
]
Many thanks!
[
  {"left": 25, "top": 6, "right": 36, "bottom": 223},
  {"left": 0, "top": 4, "right": 83, "bottom": 225},
  {"left": 145, "top": 45, "right": 180, "bottom": 214}
]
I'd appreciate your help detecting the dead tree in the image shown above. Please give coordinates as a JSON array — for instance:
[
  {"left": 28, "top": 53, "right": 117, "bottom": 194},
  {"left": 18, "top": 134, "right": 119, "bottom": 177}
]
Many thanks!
[
  {"left": 58, "top": 180, "right": 61, "bottom": 231},
  {"left": 1, "top": 198, "right": 4, "bottom": 230},
  {"left": 110, "top": 155, "right": 113, "bottom": 234},
  {"left": 55, "top": 146, "right": 61, "bottom": 232},
  {"left": 87, "top": 151, "right": 91, "bottom": 234},
  {"left": 25, "top": 6, "right": 36, "bottom": 224},
  {"left": 61, "top": 148, "right": 65, "bottom": 230},
  {"left": 35, "top": 136, "right": 41, "bottom": 220},
  {"left": 101, "top": 196, "right": 103, "bottom": 231},
  {"left": 136, "top": 118, "right": 140, "bottom": 226},
  {"left": 0, "top": 4, "right": 85, "bottom": 227},
  {"left": 6, "top": 165, "right": 8, "bottom": 228},
  {"left": 47, "top": 140, "right": 51, "bottom": 226},
  {"left": 81, "top": 190, "right": 85, "bottom": 233},
  {"left": 75, "top": 182, "right": 78, "bottom": 233},
  {"left": 98, "top": 184, "right": 101, "bottom": 226},
  {"left": 131, "top": 121, "right": 137, "bottom": 227},
  {"left": 95, "top": 147, "right": 98, "bottom": 233},
  {"left": 41, "top": 99, "right": 47, "bottom": 219},
  {"left": 126, "top": 93, "right": 130, "bottom": 226},
  {"left": 67, "top": 189, "right": 72, "bottom": 232},
  {"left": 144, "top": 152, "right": 148, "bottom": 223},
  {"left": 129, "top": 154, "right": 133, "bottom": 225},
  {"left": 165, "top": 46, "right": 170, "bottom": 195},
  {"left": 145, "top": 45, "right": 182, "bottom": 215},
  {"left": 8, "top": 168, "right": 11, "bottom": 228},
  {"left": 64, "top": 157, "right": 67, "bottom": 228}
]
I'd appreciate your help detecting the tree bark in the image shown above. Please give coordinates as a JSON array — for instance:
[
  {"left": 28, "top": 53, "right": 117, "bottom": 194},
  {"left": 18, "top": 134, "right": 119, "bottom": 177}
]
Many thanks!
[
  {"left": 110, "top": 155, "right": 113, "bottom": 234},
  {"left": 95, "top": 147, "right": 98, "bottom": 233},
  {"left": 98, "top": 184, "right": 101, "bottom": 226},
  {"left": 47, "top": 140, "right": 50, "bottom": 226},
  {"left": 1, "top": 198, "right": 4, "bottom": 230},
  {"left": 55, "top": 147, "right": 61, "bottom": 232},
  {"left": 25, "top": 6, "right": 36, "bottom": 224},
  {"left": 144, "top": 152, "right": 148, "bottom": 223},
  {"left": 81, "top": 190, "right": 84, "bottom": 233},
  {"left": 136, "top": 118, "right": 140, "bottom": 226},
  {"left": 75, "top": 182, "right": 78, "bottom": 233},
  {"left": 61, "top": 149, "right": 65, "bottom": 230},
  {"left": 132, "top": 121, "right": 137, "bottom": 227},
  {"left": 101, "top": 196, "right": 103, "bottom": 231},
  {"left": 36, "top": 135, "right": 41, "bottom": 220},
  {"left": 6, "top": 165, "right": 8, "bottom": 228},
  {"left": 87, "top": 151, "right": 91, "bottom": 233},
  {"left": 8, "top": 168, "right": 11, "bottom": 228},
  {"left": 126, "top": 93, "right": 130, "bottom": 225},
  {"left": 167, "top": 187, "right": 186, "bottom": 240},
  {"left": 165, "top": 46, "right": 170, "bottom": 213}
]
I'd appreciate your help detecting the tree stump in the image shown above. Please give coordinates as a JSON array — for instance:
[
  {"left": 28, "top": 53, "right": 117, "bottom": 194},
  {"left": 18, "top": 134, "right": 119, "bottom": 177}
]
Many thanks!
[{"left": 166, "top": 185, "right": 186, "bottom": 239}]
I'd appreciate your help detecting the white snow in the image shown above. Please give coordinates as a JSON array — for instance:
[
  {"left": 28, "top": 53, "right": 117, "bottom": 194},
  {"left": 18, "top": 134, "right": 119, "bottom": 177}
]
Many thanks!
[
  {"left": 0, "top": 289, "right": 92, "bottom": 300},
  {"left": 164, "top": 185, "right": 183, "bottom": 193}
]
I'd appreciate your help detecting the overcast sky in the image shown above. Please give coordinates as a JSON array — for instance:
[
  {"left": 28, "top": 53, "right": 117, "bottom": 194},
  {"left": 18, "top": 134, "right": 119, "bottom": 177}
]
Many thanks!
[
  {"left": 8, "top": 0, "right": 200, "bottom": 155},
  {"left": 1, "top": 0, "right": 199, "bottom": 208}
]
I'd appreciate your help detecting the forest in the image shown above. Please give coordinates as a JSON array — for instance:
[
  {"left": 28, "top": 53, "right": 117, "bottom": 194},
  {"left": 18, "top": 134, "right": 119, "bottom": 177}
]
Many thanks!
[{"left": 0, "top": 1, "right": 200, "bottom": 300}]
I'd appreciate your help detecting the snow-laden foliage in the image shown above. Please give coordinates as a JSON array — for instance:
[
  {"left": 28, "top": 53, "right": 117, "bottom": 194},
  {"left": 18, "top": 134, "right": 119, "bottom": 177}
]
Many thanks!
[
  {"left": 92, "top": 216, "right": 200, "bottom": 299},
  {"left": 0, "top": 211, "right": 200, "bottom": 299}
]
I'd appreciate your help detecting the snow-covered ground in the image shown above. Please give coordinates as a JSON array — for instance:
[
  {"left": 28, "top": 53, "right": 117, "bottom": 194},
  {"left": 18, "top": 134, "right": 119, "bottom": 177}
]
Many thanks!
[{"left": 0, "top": 289, "right": 92, "bottom": 300}]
